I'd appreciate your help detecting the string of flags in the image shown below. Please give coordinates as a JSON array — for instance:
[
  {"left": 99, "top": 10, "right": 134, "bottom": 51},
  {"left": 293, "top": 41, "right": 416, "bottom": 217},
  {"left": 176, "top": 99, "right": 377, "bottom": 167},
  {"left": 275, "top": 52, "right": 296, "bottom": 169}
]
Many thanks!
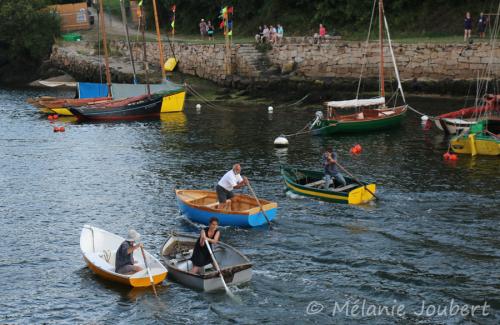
[
  {"left": 171, "top": 4, "right": 176, "bottom": 35},
  {"left": 219, "top": 6, "right": 234, "bottom": 37}
]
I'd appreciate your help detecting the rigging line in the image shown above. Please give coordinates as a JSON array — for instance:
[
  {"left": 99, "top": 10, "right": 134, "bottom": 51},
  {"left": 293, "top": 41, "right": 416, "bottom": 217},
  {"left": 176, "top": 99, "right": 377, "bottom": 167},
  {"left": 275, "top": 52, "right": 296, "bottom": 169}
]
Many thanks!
[
  {"left": 478, "top": 1, "right": 500, "bottom": 102},
  {"left": 384, "top": 14, "right": 406, "bottom": 104},
  {"left": 407, "top": 104, "right": 428, "bottom": 117},
  {"left": 355, "top": 0, "right": 377, "bottom": 101},
  {"left": 97, "top": 7, "right": 103, "bottom": 85},
  {"left": 276, "top": 94, "right": 310, "bottom": 108},
  {"left": 185, "top": 84, "right": 220, "bottom": 109}
]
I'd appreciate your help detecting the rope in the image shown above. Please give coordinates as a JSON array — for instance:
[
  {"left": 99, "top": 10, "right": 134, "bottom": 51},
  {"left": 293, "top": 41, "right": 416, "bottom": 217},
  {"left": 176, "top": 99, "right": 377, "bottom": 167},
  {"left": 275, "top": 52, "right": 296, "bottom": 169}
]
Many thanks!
[
  {"left": 406, "top": 104, "right": 430, "bottom": 117},
  {"left": 276, "top": 94, "right": 310, "bottom": 108},
  {"left": 184, "top": 83, "right": 220, "bottom": 109}
]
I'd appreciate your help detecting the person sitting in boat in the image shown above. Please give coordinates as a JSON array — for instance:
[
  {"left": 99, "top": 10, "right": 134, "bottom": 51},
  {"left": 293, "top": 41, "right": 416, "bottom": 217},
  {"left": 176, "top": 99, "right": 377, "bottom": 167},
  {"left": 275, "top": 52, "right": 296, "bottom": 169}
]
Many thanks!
[
  {"left": 216, "top": 163, "right": 249, "bottom": 210},
  {"left": 323, "top": 146, "right": 346, "bottom": 189},
  {"left": 115, "top": 229, "right": 143, "bottom": 275},
  {"left": 190, "top": 217, "right": 221, "bottom": 274}
]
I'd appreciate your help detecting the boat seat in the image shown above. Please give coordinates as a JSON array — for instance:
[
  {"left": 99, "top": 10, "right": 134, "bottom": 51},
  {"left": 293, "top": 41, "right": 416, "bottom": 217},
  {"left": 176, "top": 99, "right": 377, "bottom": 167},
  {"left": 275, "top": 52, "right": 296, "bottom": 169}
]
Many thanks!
[
  {"left": 331, "top": 183, "right": 359, "bottom": 192},
  {"left": 87, "top": 252, "right": 115, "bottom": 272},
  {"left": 305, "top": 179, "right": 325, "bottom": 187},
  {"left": 204, "top": 202, "right": 219, "bottom": 208}
]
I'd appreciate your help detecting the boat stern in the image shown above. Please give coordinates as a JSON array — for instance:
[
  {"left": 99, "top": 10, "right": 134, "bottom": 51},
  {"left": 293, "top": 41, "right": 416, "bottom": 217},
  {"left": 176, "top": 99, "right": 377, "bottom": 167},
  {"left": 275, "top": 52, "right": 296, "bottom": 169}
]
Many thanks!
[
  {"left": 348, "top": 184, "right": 376, "bottom": 204},
  {"left": 161, "top": 91, "right": 186, "bottom": 113}
]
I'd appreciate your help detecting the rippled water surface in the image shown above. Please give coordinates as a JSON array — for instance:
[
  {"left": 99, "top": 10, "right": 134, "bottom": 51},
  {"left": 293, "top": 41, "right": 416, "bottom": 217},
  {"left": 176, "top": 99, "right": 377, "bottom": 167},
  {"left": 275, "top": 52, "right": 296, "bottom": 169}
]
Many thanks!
[{"left": 0, "top": 87, "right": 499, "bottom": 324}]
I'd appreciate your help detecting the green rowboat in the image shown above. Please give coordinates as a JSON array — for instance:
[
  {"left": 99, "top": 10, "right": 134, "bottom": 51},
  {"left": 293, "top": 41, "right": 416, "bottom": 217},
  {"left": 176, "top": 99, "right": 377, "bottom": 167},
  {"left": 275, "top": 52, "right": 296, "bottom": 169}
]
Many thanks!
[{"left": 281, "top": 165, "right": 376, "bottom": 204}]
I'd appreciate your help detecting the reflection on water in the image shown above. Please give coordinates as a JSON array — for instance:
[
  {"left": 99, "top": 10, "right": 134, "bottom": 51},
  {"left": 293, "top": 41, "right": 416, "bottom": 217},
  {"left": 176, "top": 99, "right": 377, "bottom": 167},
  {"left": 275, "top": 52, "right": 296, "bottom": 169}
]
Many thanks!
[{"left": 0, "top": 87, "right": 499, "bottom": 324}]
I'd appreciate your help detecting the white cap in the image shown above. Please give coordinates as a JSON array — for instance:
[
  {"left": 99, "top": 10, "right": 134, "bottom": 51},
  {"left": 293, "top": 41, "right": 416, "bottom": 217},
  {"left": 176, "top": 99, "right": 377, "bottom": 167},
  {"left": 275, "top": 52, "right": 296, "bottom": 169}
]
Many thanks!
[{"left": 126, "top": 229, "right": 140, "bottom": 242}]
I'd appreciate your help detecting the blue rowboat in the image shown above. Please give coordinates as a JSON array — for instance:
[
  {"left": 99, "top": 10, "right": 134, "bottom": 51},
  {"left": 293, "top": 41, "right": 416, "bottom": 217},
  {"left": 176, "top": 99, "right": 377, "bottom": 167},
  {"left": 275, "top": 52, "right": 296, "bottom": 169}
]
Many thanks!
[{"left": 175, "top": 189, "right": 278, "bottom": 228}]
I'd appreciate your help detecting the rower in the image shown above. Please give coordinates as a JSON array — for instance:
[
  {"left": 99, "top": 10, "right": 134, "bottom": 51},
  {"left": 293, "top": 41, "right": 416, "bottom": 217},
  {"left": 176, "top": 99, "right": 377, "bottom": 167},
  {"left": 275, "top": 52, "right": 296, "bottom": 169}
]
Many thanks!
[
  {"left": 115, "top": 229, "right": 143, "bottom": 275},
  {"left": 323, "top": 146, "right": 346, "bottom": 190},
  {"left": 216, "top": 164, "right": 249, "bottom": 210}
]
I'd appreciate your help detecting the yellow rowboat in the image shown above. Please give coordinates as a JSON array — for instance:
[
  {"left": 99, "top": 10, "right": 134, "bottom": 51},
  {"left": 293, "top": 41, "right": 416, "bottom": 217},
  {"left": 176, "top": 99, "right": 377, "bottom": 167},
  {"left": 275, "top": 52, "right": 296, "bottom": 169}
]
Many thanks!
[
  {"left": 281, "top": 165, "right": 376, "bottom": 204},
  {"left": 80, "top": 225, "right": 167, "bottom": 287},
  {"left": 450, "top": 119, "right": 500, "bottom": 156}
]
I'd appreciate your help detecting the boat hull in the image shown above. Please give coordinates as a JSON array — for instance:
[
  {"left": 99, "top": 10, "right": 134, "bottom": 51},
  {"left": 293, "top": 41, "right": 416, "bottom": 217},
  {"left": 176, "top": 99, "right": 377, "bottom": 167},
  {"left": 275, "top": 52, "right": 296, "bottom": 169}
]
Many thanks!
[
  {"left": 176, "top": 190, "right": 278, "bottom": 227},
  {"left": 70, "top": 95, "right": 163, "bottom": 121},
  {"left": 281, "top": 166, "right": 376, "bottom": 204},
  {"left": 434, "top": 118, "right": 477, "bottom": 135},
  {"left": 311, "top": 106, "right": 406, "bottom": 135},
  {"left": 451, "top": 134, "right": 500, "bottom": 156}
]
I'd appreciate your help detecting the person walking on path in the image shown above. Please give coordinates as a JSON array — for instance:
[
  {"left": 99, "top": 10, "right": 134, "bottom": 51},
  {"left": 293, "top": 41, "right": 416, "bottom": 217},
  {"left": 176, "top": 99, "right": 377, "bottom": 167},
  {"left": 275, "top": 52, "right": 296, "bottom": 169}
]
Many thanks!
[
  {"left": 199, "top": 19, "right": 207, "bottom": 39},
  {"left": 464, "top": 12, "right": 473, "bottom": 42}
]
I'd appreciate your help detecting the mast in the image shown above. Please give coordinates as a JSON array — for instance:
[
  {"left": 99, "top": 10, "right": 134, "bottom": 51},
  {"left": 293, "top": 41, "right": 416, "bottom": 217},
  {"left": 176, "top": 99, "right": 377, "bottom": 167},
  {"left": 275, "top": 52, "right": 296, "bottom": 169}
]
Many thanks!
[
  {"left": 379, "top": 0, "right": 385, "bottom": 98},
  {"left": 152, "top": 0, "right": 166, "bottom": 81},
  {"left": 98, "top": 0, "right": 112, "bottom": 97},
  {"left": 140, "top": 1, "right": 151, "bottom": 95},
  {"left": 119, "top": 0, "right": 137, "bottom": 84}
]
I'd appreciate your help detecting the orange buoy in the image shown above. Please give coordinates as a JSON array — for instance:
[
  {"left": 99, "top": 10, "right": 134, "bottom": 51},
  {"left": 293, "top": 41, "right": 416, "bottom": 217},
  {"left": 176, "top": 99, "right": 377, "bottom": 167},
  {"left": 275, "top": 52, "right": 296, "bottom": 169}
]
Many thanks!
[
  {"left": 53, "top": 114, "right": 59, "bottom": 120},
  {"left": 449, "top": 154, "right": 458, "bottom": 160},
  {"left": 59, "top": 126, "right": 65, "bottom": 132},
  {"left": 53, "top": 126, "right": 59, "bottom": 132},
  {"left": 48, "top": 115, "right": 54, "bottom": 120},
  {"left": 443, "top": 152, "right": 451, "bottom": 160}
]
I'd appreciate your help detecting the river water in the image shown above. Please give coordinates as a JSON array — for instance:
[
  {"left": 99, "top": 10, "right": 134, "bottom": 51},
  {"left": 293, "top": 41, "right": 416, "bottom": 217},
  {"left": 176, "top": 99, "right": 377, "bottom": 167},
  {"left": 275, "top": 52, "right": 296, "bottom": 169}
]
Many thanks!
[{"left": 0, "top": 87, "right": 498, "bottom": 324}]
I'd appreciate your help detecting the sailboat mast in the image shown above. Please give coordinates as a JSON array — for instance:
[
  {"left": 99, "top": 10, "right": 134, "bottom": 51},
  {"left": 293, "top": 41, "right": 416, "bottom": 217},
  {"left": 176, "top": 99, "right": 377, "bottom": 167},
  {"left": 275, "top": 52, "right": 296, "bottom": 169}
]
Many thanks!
[
  {"left": 99, "top": 0, "right": 112, "bottom": 97},
  {"left": 140, "top": 2, "right": 151, "bottom": 95},
  {"left": 379, "top": 0, "right": 385, "bottom": 98},
  {"left": 119, "top": 0, "right": 137, "bottom": 83},
  {"left": 152, "top": 0, "right": 166, "bottom": 81}
]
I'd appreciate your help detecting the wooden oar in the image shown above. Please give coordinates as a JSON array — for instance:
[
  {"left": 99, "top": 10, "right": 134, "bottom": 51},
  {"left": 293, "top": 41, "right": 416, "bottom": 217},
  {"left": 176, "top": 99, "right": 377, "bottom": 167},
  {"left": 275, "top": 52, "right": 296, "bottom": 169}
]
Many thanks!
[
  {"left": 247, "top": 181, "right": 273, "bottom": 229},
  {"left": 205, "top": 239, "right": 236, "bottom": 299},
  {"left": 335, "top": 162, "right": 379, "bottom": 201},
  {"left": 140, "top": 246, "right": 158, "bottom": 297}
]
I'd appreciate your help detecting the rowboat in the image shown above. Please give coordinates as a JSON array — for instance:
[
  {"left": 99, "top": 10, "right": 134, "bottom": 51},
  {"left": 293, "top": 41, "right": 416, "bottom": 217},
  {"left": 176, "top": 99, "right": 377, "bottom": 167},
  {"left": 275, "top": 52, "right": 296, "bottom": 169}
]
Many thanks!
[
  {"left": 160, "top": 233, "right": 252, "bottom": 292},
  {"left": 309, "top": 0, "right": 407, "bottom": 136},
  {"left": 69, "top": 93, "right": 163, "bottom": 121},
  {"left": 450, "top": 118, "right": 500, "bottom": 156},
  {"left": 80, "top": 225, "right": 167, "bottom": 287},
  {"left": 281, "top": 165, "right": 376, "bottom": 204},
  {"left": 175, "top": 189, "right": 278, "bottom": 227}
]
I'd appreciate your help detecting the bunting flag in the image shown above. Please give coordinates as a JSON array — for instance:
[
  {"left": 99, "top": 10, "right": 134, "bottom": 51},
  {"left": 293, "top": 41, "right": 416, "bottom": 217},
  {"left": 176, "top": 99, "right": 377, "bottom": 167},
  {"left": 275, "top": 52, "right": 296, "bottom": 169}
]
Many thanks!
[
  {"left": 219, "top": 21, "right": 225, "bottom": 29},
  {"left": 171, "top": 4, "right": 176, "bottom": 12},
  {"left": 171, "top": 20, "right": 175, "bottom": 28},
  {"left": 227, "top": 30, "right": 232, "bottom": 36},
  {"left": 138, "top": 0, "right": 143, "bottom": 6},
  {"left": 227, "top": 6, "right": 233, "bottom": 14}
]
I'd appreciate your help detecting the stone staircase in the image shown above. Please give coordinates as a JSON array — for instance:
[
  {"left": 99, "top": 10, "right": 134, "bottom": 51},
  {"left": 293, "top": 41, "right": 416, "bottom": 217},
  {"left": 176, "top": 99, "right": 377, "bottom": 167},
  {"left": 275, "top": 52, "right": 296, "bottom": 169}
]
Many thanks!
[{"left": 234, "top": 44, "right": 276, "bottom": 79}]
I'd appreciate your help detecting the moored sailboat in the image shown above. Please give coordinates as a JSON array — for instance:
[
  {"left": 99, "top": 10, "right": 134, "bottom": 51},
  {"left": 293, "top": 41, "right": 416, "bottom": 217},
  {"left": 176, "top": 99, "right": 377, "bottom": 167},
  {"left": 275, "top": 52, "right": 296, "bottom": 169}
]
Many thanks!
[{"left": 310, "top": 0, "right": 407, "bottom": 136}]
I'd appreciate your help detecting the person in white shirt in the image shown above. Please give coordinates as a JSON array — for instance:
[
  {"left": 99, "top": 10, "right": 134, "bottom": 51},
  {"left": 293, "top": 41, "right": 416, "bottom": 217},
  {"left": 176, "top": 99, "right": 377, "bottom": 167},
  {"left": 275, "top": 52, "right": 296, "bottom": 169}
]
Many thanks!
[{"left": 216, "top": 164, "right": 248, "bottom": 210}]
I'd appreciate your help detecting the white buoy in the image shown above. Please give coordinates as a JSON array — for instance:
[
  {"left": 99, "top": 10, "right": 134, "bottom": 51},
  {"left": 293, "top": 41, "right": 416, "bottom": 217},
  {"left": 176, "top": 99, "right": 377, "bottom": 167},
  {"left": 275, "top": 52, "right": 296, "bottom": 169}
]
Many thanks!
[
  {"left": 274, "top": 136, "right": 289, "bottom": 147},
  {"left": 268, "top": 106, "right": 274, "bottom": 113},
  {"left": 421, "top": 115, "right": 429, "bottom": 121},
  {"left": 196, "top": 104, "right": 202, "bottom": 110}
]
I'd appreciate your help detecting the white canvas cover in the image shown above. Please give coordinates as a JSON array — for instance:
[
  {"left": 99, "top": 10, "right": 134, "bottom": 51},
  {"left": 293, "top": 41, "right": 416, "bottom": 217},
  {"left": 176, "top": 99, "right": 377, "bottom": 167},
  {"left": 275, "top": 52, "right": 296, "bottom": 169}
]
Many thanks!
[{"left": 326, "top": 97, "right": 385, "bottom": 109}]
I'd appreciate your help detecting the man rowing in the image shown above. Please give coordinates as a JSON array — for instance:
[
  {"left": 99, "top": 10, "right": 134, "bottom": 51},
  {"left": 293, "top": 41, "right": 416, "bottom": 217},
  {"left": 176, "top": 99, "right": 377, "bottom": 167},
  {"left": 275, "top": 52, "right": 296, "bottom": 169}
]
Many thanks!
[
  {"left": 323, "top": 146, "right": 346, "bottom": 189},
  {"left": 216, "top": 164, "right": 249, "bottom": 210}
]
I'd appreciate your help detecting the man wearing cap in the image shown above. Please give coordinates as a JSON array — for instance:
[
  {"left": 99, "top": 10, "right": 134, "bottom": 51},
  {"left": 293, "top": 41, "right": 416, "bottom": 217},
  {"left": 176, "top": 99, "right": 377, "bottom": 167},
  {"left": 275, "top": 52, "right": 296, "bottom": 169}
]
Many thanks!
[
  {"left": 115, "top": 229, "right": 143, "bottom": 275},
  {"left": 323, "top": 146, "right": 346, "bottom": 189},
  {"left": 216, "top": 163, "right": 248, "bottom": 210}
]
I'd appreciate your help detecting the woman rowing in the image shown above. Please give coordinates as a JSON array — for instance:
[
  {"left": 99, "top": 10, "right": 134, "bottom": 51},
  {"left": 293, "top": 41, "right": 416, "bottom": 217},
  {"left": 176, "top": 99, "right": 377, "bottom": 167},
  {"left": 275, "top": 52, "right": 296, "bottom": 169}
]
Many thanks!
[{"left": 190, "top": 217, "right": 220, "bottom": 274}]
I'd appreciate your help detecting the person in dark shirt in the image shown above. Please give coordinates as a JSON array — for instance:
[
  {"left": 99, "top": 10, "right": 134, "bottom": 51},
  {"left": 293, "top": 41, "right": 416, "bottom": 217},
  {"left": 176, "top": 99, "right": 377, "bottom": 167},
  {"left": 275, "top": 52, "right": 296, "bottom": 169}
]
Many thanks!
[
  {"left": 115, "top": 229, "right": 143, "bottom": 275},
  {"left": 478, "top": 12, "right": 487, "bottom": 38},
  {"left": 464, "top": 12, "right": 472, "bottom": 42},
  {"left": 322, "top": 146, "right": 346, "bottom": 189},
  {"left": 190, "top": 217, "right": 220, "bottom": 274}
]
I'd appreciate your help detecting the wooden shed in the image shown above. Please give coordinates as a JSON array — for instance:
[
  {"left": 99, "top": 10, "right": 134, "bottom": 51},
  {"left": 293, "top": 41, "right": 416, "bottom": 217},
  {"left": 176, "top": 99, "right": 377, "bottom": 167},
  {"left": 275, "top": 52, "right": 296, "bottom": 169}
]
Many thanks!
[{"left": 49, "top": 2, "right": 91, "bottom": 32}]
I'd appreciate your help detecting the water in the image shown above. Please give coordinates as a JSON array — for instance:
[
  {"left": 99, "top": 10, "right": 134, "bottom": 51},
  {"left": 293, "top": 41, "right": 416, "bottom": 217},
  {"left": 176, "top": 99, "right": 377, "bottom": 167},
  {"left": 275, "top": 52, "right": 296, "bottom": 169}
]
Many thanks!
[{"left": 0, "top": 87, "right": 499, "bottom": 324}]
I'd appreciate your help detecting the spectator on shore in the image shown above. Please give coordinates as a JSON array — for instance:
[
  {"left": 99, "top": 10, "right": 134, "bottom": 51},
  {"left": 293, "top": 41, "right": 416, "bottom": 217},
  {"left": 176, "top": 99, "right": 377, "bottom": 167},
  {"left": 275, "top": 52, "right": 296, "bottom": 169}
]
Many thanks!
[
  {"left": 199, "top": 19, "right": 207, "bottom": 39},
  {"left": 207, "top": 21, "right": 214, "bottom": 41},
  {"left": 478, "top": 12, "right": 487, "bottom": 38},
  {"left": 314, "top": 24, "right": 327, "bottom": 44},
  {"left": 270, "top": 25, "right": 277, "bottom": 43},
  {"left": 464, "top": 12, "right": 472, "bottom": 42},
  {"left": 277, "top": 24, "right": 284, "bottom": 44},
  {"left": 262, "top": 25, "right": 270, "bottom": 43},
  {"left": 255, "top": 25, "right": 264, "bottom": 43}
]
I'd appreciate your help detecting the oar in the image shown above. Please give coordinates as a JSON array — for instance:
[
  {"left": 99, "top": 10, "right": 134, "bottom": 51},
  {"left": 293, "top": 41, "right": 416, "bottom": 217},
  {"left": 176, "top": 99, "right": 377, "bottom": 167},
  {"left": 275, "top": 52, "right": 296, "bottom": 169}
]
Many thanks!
[
  {"left": 140, "top": 246, "right": 158, "bottom": 297},
  {"left": 335, "top": 162, "right": 379, "bottom": 201},
  {"left": 246, "top": 181, "right": 273, "bottom": 229},
  {"left": 205, "top": 239, "right": 237, "bottom": 300}
]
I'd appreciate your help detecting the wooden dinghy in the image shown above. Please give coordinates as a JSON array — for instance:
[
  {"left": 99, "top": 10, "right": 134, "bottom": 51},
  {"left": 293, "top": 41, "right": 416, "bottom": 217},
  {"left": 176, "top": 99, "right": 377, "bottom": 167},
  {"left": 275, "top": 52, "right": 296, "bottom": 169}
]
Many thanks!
[
  {"left": 80, "top": 225, "right": 167, "bottom": 287},
  {"left": 160, "top": 233, "right": 252, "bottom": 292},
  {"left": 281, "top": 165, "right": 376, "bottom": 204},
  {"left": 175, "top": 189, "right": 278, "bottom": 227}
]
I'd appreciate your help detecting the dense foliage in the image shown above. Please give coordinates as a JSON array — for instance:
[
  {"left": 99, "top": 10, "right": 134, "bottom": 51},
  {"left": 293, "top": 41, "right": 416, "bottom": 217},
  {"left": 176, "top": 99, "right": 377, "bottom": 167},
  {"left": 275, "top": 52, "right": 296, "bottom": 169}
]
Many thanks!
[
  {"left": 141, "top": 0, "right": 499, "bottom": 37},
  {"left": 0, "top": 0, "right": 60, "bottom": 64}
]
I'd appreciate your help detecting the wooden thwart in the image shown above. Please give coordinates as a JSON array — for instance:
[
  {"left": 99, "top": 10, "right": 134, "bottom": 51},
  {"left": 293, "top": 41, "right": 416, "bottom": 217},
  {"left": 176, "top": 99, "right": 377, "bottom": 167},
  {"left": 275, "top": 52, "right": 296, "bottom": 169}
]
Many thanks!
[{"left": 331, "top": 183, "right": 358, "bottom": 192}]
